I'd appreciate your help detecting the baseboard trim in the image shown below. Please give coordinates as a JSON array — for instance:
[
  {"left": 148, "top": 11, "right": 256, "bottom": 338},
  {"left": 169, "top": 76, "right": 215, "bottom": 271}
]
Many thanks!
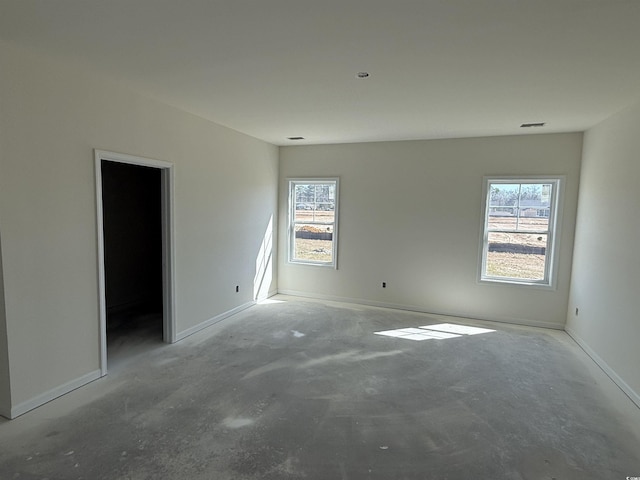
[
  {"left": 276, "top": 289, "right": 565, "bottom": 331},
  {"left": 175, "top": 300, "right": 256, "bottom": 342},
  {"left": 565, "top": 327, "right": 640, "bottom": 410},
  {"left": 5, "top": 296, "right": 278, "bottom": 420},
  {"left": 9, "top": 369, "right": 101, "bottom": 419}
]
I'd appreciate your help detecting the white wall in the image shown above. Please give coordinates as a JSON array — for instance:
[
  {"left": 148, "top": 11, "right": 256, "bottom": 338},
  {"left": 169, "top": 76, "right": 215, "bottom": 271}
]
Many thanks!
[
  {"left": 566, "top": 99, "right": 640, "bottom": 407},
  {"left": 279, "top": 134, "right": 582, "bottom": 328},
  {"left": 0, "top": 47, "right": 13, "bottom": 417},
  {"left": 0, "top": 235, "right": 10, "bottom": 418},
  {"left": 0, "top": 42, "right": 278, "bottom": 417}
]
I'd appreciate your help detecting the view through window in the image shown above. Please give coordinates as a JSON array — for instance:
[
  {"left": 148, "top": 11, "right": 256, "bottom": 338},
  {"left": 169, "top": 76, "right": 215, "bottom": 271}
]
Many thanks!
[
  {"left": 288, "top": 179, "right": 338, "bottom": 266},
  {"left": 481, "top": 178, "right": 560, "bottom": 285}
]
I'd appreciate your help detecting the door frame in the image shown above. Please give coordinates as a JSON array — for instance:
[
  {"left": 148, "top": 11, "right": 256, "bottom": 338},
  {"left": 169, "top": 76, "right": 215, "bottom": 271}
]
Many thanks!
[{"left": 94, "top": 149, "right": 176, "bottom": 376}]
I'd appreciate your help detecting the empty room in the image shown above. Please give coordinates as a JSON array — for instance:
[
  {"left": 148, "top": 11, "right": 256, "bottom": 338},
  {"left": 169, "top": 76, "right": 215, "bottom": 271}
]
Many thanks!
[{"left": 1, "top": 1, "right": 639, "bottom": 479}]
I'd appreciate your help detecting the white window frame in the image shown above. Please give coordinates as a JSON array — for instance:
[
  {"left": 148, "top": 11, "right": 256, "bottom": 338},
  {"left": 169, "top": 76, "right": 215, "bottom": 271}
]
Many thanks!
[
  {"left": 478, "top": 176, "right": 563, "bottom": 288},
  {"left": 288, "top": 178, "right": 339, "bottom": 268}
]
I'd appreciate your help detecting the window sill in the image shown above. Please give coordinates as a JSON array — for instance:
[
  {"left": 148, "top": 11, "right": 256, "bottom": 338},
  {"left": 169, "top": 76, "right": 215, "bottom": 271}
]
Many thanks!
[{"left": 478, "top": 277, "right": 556, "bottom": 290}]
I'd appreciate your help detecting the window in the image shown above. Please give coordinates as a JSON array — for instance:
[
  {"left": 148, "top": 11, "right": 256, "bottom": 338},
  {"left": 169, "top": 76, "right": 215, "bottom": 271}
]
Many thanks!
[
  {"left": 479, "top": 177, "right": 562, "bottom": 286},
  {"left": 288, "top": 178, "right": 339, "bottom": 267}
]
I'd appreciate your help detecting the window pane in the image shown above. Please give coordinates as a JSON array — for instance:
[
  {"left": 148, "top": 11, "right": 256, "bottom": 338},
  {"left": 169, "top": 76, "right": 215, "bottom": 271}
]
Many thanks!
[
  {"left": 294, "top": 202, "right": 314, "bottom": 222},
  {"left": 311, "top": 208, "right": 335, "bottom": 224},
  {"left": 315, "top": 183, "right": 335, "bottom": 203},
  {"left": 488, "top": 182, "right": 552, "bottom": 232},
  {"left": 294, "top": 203, "right": 335, "bottom": 223},
  {"left": 289, "top": 179, "right": 338, "bottom": 267},
  {"left": 516, "top": 215, "right": 549, "bottom": 232},
  {"left": 489, "top": 184, "right": 520, "bottom": 208},
  {"left": 486, "top": 232, "right": 547, "bottom": 280},
  {"left": 294, "top": 184, "right": 314, "bottom": 221},
  {"left": 488, "top": 213, "right": 518, "bottom": 231},
  {"left": 482, "top": 178, "right": 559, "bottom": 286},
  {"left": 295, "top": 184, "right": 315, "bottom": 204},
  {"left": 294, "top": 183, "right": 336, "bottom": 223},
  {"left": 293, "top": 224, "right": 334, "bottom": 263},
  {"left": 516, "top": 183, "right": 551, "bottom": 231}
]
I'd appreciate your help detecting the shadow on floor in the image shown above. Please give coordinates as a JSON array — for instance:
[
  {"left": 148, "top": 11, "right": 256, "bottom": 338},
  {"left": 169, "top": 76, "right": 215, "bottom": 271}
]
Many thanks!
[{"left": 107, "top": 304, "right": 164, "bottom": 371}]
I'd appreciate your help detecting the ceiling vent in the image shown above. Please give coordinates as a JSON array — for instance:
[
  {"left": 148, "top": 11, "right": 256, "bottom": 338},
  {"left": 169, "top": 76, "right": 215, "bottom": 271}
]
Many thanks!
[{"left": 520, "top": 122, "right": 546, "bottom": 128}]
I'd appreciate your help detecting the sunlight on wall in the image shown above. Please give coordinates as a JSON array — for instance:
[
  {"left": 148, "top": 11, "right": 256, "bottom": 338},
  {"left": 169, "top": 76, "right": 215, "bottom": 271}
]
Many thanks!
[
  {"left": 253, "top": 216, "right": 273, "bottom": 301},
  {"left": 375, "top": 323, "right": 495, "bottom": 341}
]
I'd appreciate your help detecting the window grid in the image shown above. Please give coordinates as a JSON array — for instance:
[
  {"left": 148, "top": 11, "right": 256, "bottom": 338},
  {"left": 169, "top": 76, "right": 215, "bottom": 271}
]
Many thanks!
[
  {"left": 288, "top": 178, "right": 339, "bottom": 267},
  {"left": 480, "top": 177, "right": 561, "bottom": 287}
]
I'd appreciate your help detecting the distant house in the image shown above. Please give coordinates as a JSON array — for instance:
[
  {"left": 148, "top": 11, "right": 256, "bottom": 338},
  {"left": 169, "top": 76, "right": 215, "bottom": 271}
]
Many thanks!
[
  {"left": 489, "top": 199, "right": 550, "bottom": 218},
  {"left": 519, "top": 199, "right": 550, "bottom": 218}
]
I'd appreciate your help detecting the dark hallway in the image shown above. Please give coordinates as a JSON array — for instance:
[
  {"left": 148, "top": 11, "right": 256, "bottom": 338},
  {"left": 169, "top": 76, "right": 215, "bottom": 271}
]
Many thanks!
[{"left": 101, "top": 161, "right": 164, "bottom": 367}]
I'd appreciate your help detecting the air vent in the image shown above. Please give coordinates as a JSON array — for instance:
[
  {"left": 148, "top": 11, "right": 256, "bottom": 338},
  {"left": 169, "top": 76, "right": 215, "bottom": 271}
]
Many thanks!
[
  {"left": 287, "top": 136, "right": 305, "bottom": 140},
  {"left": 520, "top": 122, "right": 546, "bottom": 128}
]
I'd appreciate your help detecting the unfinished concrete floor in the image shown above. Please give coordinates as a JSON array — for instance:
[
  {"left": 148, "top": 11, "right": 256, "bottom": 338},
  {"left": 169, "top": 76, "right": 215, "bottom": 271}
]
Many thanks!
[
  {"left": 1, "top": 296, "right": 639, "bottom": 479},
  {"left": 106, "top": 306, "right": 164, "bottom": 371}
]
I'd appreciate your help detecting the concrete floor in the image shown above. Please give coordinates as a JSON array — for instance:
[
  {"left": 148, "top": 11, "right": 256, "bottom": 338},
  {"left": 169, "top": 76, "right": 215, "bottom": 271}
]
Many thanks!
[
  {"left": 1, "top": 296, "right": 639, "bottom": 479},
  {"left": 106, "top": 305, "right": 164, "bottom": 372}
]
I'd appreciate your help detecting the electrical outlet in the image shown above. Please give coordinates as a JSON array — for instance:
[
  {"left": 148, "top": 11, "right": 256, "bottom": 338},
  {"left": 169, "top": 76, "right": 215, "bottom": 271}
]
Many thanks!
[{"left": 382, "top": 282, "right": 386, "bottom": 288}]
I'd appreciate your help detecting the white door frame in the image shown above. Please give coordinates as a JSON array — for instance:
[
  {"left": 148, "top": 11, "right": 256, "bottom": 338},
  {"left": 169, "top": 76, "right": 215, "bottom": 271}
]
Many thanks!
[{"left": 94, "top": 149, "right": 176, "bottom": 376}]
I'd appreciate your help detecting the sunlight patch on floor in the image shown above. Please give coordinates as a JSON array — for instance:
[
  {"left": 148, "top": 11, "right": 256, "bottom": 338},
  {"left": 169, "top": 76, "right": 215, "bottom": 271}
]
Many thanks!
[
  {"left": 375, "top": 323, "right": 495, "bottom": 341},
  {"left": 257, "top": 298, "right": 287, "bottom": 305}
]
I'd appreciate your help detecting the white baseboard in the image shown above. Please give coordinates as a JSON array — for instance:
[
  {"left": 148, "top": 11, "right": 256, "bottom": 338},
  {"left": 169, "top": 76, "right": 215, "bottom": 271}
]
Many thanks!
[
  {"left": 175, "top": 300, "right": 257, "bottom": 342},
  {"left": 9, "top": 369, "right": 101, "bottom": 419},
  {"left": 5, "top": 295, "right": 280, "bottom": 420},
  {"left": 566, "top": 327, "right": 640, "bottom": 410},
  {"left": 276, "top": 289, "right": 565, "bottom": 330}
]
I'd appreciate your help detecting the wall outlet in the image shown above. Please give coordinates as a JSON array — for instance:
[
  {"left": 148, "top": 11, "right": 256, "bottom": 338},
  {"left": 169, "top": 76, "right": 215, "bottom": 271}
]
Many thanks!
[{"left": 382, "top": 282, "right": 386, "bottom": 288}]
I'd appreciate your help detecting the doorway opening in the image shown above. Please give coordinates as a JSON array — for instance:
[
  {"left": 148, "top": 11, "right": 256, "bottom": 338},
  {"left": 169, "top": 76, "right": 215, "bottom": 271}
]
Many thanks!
[{"left": 95, "top": 150, "right": 175, "bottom": 376}]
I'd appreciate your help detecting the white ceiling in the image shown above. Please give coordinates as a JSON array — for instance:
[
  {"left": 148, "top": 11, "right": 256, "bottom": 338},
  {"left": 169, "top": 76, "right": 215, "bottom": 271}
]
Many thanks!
[{"left": 2, "top": 0, "right": 640, "bottom": 146}]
